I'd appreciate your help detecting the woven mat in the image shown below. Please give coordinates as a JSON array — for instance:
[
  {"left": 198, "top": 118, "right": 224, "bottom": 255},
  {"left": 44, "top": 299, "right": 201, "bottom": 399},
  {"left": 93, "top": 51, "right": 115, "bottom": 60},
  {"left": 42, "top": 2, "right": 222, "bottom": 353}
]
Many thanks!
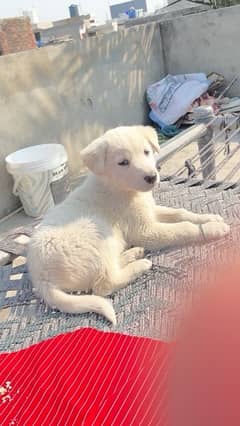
[{"left": 0, "top": 182, "right": 240, "bottom": 352}]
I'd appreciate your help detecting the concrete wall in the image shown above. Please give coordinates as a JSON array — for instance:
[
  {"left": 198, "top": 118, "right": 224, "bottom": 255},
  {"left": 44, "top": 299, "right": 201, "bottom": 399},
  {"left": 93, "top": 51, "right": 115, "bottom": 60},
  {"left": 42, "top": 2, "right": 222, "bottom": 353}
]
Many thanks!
[
  {"left": 125, "top": 3, "right": 209, "bottom": 27},
  {"left": 0, "top": 23, "right": 163, "bottom": 218},
  {"left": 40, "top": 21, "right": 84, "bottom": 42},
  {"left": 38, "top": 16, "right": 92, "bottom": 43},
  {"left": 1, "top": 5, "right": 240, "bottom": 218},
  {"left": 161, "top": 6, "right": 240, "bottom": 95}
]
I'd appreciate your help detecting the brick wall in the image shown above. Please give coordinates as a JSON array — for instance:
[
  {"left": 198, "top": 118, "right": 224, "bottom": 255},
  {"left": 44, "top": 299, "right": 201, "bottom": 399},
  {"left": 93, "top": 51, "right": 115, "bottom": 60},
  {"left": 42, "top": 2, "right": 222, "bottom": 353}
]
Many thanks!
[
  {"left": 0, "top": 31, "right": 8, "bottom": 55},
  {"left": 0, "top": 17, "right": 36, "bottom": 55}
]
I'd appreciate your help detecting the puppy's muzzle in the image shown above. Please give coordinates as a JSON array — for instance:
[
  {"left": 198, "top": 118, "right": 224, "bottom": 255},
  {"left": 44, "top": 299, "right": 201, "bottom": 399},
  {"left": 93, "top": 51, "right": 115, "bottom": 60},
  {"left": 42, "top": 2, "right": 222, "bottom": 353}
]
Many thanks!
[{"left": 144, "top": 173, "right": 157, "bottom": 185}]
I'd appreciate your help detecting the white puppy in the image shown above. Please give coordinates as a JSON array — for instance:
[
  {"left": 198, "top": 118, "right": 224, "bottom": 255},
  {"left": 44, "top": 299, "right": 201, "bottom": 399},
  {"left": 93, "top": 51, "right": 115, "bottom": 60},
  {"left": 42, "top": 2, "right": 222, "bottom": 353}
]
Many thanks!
[{"left": 27, "top": 125, "right": 230, "bottom": 325}]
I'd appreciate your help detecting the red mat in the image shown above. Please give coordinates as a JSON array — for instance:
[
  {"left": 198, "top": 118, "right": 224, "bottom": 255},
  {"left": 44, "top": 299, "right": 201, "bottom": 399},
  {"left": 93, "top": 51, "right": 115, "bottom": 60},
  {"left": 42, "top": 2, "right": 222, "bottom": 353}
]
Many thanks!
[{"left": 0, "top": 328, "right": 170, "bottom": 426}]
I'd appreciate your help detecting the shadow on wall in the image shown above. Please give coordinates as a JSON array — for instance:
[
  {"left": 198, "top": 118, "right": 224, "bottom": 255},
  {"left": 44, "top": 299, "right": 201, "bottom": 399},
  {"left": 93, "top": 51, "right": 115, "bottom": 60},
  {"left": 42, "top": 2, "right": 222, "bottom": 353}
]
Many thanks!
[
  {"left": 53, "top": 23, "right": 163, "bottom": 175},
  {"left": 160, "top": 6, "right": 240, "bottom": 97},
  {"left": 0, "top": 22, "right": 163, "bottom": 217},
  {"left": 0, "top": 48, "right": 64, "bottom": 217}
]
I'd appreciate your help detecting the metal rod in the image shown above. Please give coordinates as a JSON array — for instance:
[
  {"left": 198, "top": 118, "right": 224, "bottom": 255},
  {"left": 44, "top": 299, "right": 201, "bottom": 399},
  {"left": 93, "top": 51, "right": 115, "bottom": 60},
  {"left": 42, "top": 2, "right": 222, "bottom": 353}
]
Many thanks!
[
  {"left": 216, "top": 147, "right": 240, "bottom": 191},
  {"left": 197, "top": 126, "right": 240, "bottom": 182},
  {"left": 189, "top": 145, "right": 224, "bottom": 182},
  {"left": 217, "top": 76, "right": 238, "bottom": 101},
  {"left": 156, "top": 124, "right": 208, "bottom": 165},
  {"left": 171, "top": 117, "right": 239, "bottom": 179}
]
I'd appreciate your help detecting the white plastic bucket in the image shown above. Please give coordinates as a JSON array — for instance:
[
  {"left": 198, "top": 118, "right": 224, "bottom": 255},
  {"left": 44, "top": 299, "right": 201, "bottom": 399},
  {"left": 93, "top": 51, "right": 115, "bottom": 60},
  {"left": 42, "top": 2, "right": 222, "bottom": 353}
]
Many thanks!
[{"left": 6, "top": 144, "right": 69, "bottom": 217}]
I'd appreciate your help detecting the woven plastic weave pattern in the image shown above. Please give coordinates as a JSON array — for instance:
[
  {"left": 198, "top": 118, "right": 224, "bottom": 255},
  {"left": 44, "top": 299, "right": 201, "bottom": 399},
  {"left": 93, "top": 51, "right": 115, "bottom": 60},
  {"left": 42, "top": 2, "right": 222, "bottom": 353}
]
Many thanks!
[{"left": 0, "top": 182, "right": 239, "bottom": 351}]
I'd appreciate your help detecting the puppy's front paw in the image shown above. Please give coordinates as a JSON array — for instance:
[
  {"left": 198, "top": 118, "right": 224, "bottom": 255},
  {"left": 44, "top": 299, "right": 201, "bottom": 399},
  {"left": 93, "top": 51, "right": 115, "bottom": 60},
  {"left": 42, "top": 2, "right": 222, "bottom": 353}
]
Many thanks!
[
  {"left": 201, "top": 221, "right": 230, "bottom": 241},
  {"left": 140, "top": 259, "right": 152, "bottom": 272},
  {"left": 198, "top": 213, "right": 224, "bottom": 224},
  {"left": 205, "top": 214, "right": 224, "bottom": 223}
]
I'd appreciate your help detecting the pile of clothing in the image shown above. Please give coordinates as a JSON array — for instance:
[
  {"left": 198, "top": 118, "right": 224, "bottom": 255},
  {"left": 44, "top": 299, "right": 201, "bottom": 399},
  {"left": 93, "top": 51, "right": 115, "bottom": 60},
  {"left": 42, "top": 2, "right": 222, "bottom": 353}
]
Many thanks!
[{"left": 147, "top": 73, "right": 240, "bottom": 138}]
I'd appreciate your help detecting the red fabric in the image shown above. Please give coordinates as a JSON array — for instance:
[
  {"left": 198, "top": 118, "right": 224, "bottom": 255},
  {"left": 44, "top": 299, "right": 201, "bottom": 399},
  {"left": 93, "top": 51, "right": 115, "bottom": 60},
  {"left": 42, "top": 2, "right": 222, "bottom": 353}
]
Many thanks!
[{"left": 0, "top": 328, "right": 170, "bottom": 426}]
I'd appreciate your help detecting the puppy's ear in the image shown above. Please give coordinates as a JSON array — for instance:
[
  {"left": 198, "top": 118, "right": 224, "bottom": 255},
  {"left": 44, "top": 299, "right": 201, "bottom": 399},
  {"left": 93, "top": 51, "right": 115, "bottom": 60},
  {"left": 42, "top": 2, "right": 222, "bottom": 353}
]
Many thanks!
[
  {"left": 81, "top": 137, "right": 108, "bottom": 175},
  {"left": 142, "top": 126, "right": 160, "bottom": 153}
]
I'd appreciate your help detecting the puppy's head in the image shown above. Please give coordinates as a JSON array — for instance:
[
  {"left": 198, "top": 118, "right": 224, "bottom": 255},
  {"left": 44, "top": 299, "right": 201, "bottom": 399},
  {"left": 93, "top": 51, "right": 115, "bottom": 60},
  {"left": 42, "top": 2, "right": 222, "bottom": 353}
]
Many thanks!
[{"left": 81, "top": 125, "right": 160, "bottom": 192}]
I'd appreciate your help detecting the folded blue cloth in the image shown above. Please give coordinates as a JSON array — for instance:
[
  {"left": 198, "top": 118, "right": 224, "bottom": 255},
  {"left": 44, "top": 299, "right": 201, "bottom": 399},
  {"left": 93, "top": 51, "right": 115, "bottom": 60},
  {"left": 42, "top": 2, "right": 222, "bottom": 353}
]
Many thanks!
[{"left": 149, "top": 110, "right": 181, "bottom": 138}]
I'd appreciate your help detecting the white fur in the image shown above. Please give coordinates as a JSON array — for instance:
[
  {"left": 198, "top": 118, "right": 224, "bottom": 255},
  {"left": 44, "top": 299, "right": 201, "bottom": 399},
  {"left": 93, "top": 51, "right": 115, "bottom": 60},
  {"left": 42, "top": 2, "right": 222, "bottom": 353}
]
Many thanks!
[{"left": 27, "top": 125, "right": 230, "bottom": 324}]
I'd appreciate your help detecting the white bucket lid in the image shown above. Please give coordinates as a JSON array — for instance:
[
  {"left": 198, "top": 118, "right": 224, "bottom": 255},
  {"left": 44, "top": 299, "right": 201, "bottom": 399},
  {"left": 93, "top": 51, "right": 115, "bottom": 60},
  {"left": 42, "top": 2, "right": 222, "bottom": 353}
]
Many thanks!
[{"left": 6, "top": 144, "right": 68, "bottom": 174}]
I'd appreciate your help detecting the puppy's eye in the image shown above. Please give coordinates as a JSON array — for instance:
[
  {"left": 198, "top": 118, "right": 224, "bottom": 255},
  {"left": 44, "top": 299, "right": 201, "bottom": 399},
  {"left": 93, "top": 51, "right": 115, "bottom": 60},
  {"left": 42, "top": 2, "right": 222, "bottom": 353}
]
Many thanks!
[
  {"left": 118, "top": 159, "right": 129, "bottom": 166},
  {"left": 144, "top": 150, "right": 150, "bottom": 156}
]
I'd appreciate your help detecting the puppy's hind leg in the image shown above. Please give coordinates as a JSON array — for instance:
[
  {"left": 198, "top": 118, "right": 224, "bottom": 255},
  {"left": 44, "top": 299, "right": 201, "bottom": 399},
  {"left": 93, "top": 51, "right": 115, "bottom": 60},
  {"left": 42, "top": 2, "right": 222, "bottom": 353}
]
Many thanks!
[
  {"left": 94, "top": 258, "right": 152, "bottom": 296},
  {"left": 111, "top": 258, "right": 152, "bottom": 292},
  {"left": 120, "top": 247, "right": 145, "bottom": 267}
]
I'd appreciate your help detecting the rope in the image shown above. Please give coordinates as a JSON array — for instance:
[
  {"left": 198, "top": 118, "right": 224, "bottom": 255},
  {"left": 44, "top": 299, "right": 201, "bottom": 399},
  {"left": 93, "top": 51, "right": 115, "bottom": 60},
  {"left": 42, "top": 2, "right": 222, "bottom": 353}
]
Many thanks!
[
  {"left": 163, "top": 116, "right": 240, "bottom": 187},
  {"left": 197, "top": 126, "right": 240, "bottom": 180},
  {"left": 168, "top": 117, "right": 239, "bottom": 182},
  {"left": 201, "top": 143, "right": 240, "bottom": 189},
  {"left": 185, "top": 144, "right": 225, "bottom": 184},
  {"left": 216, "top": 150, "right": 240, "bottom": 191}
]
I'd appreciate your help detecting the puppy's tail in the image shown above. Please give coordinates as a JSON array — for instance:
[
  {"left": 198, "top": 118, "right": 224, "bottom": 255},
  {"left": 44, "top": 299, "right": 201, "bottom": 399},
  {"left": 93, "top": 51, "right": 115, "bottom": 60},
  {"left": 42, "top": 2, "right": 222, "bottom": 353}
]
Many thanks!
[{"left": 44, "top": 287, "right": 116, "bottom": 325}]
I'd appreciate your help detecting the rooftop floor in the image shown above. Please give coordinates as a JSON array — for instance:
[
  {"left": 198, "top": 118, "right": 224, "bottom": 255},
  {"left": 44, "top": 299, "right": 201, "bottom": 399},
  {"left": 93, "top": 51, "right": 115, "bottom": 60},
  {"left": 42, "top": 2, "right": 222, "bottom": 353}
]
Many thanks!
[{"left": 0, "top": 181, "right": 239, "bottom": 351}]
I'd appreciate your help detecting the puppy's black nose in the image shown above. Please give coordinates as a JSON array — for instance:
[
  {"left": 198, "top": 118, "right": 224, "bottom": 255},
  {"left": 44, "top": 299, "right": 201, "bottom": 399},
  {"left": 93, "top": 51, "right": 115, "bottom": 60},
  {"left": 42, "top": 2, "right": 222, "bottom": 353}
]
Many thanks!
[{"left": 144, "top": 173, "right": 157, "bottom": 184}]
